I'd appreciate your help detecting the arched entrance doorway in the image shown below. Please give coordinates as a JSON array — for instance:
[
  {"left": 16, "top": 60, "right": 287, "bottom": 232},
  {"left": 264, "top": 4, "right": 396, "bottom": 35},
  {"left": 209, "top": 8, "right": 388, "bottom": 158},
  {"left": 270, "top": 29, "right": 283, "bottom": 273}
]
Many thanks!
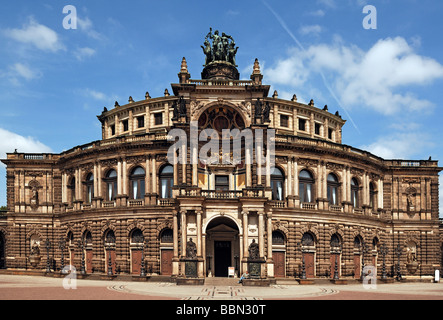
[{"left": 205, "top": 216, "right": 240, "bottom": 277}]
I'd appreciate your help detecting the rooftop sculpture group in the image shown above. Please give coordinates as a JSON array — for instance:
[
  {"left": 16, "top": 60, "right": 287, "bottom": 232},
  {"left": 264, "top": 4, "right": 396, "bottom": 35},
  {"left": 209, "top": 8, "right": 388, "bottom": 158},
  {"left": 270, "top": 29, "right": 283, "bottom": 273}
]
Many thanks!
[{"left": 202, "top": 28, "right": 239, "bottom": 67}]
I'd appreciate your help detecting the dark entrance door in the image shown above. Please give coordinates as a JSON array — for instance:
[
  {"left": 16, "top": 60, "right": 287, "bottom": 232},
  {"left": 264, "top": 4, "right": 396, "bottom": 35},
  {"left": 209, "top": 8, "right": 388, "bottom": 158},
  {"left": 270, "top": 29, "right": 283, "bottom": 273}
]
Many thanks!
[{"left": 214, "top": 241, "right": 231, "bottom": 277}]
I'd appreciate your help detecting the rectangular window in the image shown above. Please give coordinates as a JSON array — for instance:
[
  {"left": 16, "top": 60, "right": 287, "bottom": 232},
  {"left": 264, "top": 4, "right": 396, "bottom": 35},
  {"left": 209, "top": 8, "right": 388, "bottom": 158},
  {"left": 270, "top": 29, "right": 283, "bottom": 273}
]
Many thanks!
[
  {"left": 122, "top": 119, "right": 129, "bottom": 132},
  {"left": 154, "top": 113, "right": 163, "bottom": 126},
  {"left": 110, "top": 124, "right": 115, "bottom": 136},
  {"left": 137, "top": 116, "right": 145, "bottom": 128},
  {"left": 215, "top": 175, "right": 229, "bottom": 192},
  {"left": 299, "top": 118, "right": 306, "bottom": 131},
  {"left": 328, "top": 128, "right": 334, "bottom": 140},
  {"left": 299, "top": 182, "right": 313, "bottom": 203},
  {"left": 315, "top": 123, "right": 321, "bottom": 135},
  {"left": 280, "top": 115, "right": 289, "bottom": 128}
]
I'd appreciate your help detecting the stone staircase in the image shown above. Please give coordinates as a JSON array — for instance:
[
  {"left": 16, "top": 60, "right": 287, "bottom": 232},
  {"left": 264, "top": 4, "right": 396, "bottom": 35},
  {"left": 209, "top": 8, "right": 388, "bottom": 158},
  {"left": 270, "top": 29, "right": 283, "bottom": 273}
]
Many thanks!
[{"left": 204, "top": 277, "right": 241, "bottom": 287}]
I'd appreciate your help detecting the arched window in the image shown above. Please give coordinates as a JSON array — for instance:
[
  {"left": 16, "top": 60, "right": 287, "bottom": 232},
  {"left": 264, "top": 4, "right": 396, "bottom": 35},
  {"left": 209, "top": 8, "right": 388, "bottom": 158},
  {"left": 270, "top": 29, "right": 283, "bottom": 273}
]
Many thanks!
[
  {"left": 160, "top": 229, "right": 173, "bottom": 244},
  {"left": 271, "top": 167, "right": 284, "bottom": 201},
  {"left": 354, "top": 236, "right": 362, "bottom": 251},
  {"left": 351, "top": 178, "right": 359, "bottom": 208},
  {"left": 301, "top": 232, "right": 315, "bottom": 247},
  {"left": 104, "top": 230, "right": 116, "bottom": 246},
  {"left": 67, "top": 231, "right": 74, "bottom": 247},
  {"left": 299, "top": 170, "right": 314, "bottom": 203},
  {"left": 130, "top": 167, "right": 145, "bottom": 200},
  {"left": 130, "top": 229, "right": 144, "bottom": 245},
  {"left": 104, "top": 170, "right": 117, "bottom": 201},
  {"left": 272, "top": 231, "right": 286, "bottom": 245},
  {"left": 330, "top": 234, "right": 341, "bottom": 250},
  {"left": 85, "top": 173, "right": 94, "bottom": 204},
  {"left": 327, "top": 173, "right": 339, "bottom": 205},
  {"left": 83, "top": 230, "right": 92, "bottom": 246},
  {"left": 159, "top": 165, "right": 173, "bottom": 199}
]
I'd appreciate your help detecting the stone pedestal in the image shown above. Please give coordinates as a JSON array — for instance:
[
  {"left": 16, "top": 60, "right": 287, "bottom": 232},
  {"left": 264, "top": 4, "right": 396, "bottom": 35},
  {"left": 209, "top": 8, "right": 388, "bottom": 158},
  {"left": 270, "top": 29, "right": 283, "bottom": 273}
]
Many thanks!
[
  {"left": 201, "top": 62, "right": 239, "bottom": 80},
  {"left": 248, "top": 258, "right": 266, "bottom": 279},
  {"left": 184, "top": 259, "right": 198, "bottom": 278}
]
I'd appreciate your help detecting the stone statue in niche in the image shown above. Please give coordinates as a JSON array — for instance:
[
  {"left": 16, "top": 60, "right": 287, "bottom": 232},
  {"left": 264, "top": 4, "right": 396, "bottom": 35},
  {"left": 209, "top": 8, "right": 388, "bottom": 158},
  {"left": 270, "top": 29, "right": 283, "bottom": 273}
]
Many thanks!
[
  {"left": 29, "top": 238, "right": 41, "bottom": 268},
  {"left": 406, "top": 241, "right": 419, "bottom": 274},
  {"left": 186, "top": 238, "right": 197, "bottom": 259},
  {"left": 248, "top": 239, "right": 260, "bottom": 260},
  {"left": 28, "top": 179, "right": 40, "bottom": 210},
  {"left": 406, "top": 193, "right": 415, "bottom": 211}
]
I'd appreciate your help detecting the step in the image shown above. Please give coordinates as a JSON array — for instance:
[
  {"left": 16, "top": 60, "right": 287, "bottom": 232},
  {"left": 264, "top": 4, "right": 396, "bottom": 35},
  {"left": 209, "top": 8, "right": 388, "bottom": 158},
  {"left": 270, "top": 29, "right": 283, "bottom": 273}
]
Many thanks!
[{"left": 204, "top": 277, "right": 241, "bottom": 287}]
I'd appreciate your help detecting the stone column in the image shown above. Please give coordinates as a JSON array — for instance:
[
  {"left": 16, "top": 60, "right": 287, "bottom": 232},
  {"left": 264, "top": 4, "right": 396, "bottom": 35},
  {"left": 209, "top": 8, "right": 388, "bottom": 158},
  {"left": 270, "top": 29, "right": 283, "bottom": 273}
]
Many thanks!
[
  {"left": 196, "top": 210, "right": 203, "bottom": 277},
  {"left": 267, "top": 213, "right": 274, "bottom": 278},
  {"left": 181, "top": 143, "right": 187, "bottom": 185},
  {"left": 246, "top": 148, "right": 252, "bottom": 187},
  {"left": 287, "top": 158, "right": 293, "bottom": 197},
  {"left": 117, "top": 160, "right": 122, "bottom": 195},
  {"left": 181, "top": 211, "right": 187, "bottom": 257},
  {"left": 122, "top": 158, "right": 128, "bottom": 196},
  {"left": 196, "top": 211, "right": 202, "bottom": 257},
  {"left": 192, "top": 145, "right": 198, "bottom": 187},
  {"left": 378, "top": 178, "right": 384, "bottom": 210},
  {"left": 257, "top": 141, "right": 262, "bottom": 186},
  {"left": 258, "top": 212, "right": 264, "bottom": 258},
  {"left": 172, "top": 211, "right": 179, "bottom": 275},
  {"left": 151, "top": 157, "right": 157, "bottom": 195},
  {"left": 62, "top": 172, "right": 67, "bottom": 204},
  {"left": 242, "top": 211, "right": 249, "bottom": 268}
]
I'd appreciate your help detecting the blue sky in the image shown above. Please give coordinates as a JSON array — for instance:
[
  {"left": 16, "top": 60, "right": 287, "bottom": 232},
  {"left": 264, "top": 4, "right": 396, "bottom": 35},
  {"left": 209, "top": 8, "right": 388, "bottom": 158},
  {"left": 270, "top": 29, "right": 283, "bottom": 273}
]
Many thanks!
[{"left": 1, "top": 0, "right": 443, "bottom": 211}]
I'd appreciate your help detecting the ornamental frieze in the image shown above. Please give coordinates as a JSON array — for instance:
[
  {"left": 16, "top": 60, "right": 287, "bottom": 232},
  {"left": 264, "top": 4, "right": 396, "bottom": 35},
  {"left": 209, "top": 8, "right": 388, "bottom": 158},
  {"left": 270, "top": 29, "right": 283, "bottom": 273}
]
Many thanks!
[
  {"left": 326, "top": 162, "right": 344, "bottom": 171},
  {"left": 298, "top": 158, "right": 318, "bottom": 167},
  {"left": 127, "top": 156, "right": 146, "bottom": 164}
]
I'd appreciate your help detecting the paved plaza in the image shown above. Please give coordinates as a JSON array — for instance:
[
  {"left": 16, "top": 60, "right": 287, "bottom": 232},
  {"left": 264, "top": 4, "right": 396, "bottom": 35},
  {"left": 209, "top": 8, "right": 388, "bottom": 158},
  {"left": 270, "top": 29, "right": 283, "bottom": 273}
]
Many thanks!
[{"left": 0, "top": 274, "right": 442, "bottom": 301}]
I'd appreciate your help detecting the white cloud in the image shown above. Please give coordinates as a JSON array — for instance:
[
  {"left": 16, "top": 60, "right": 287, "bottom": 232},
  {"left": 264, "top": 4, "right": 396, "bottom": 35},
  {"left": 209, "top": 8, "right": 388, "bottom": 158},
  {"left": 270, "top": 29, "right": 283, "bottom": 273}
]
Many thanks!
[
  {"left": 264, "top": 37, "right": 443, "bottom": 115},
  {"left": 77, "top": 16, "right": 103, "bottom": 40},
  {"left": 0, "top": 63, "right": 42, "bottom": 85},
  {"left": 80, "top": 88, "right": 108, "bottom": 101},
  {"left": 317, "top": 0, "right": 336, "bottom": 8},
  {"left": 0, "top": 128, "right": 53, "bottom": 167},
  {"left": 307, "top": 9, "right": 325, "bottom": 17},
  {"left": 299, "top": 25, "right": 323, "bottom": 36},
  {"left": 265, "top": 50, "right": 310, "bottom": 87},
  {"left": 360, "top": 132, "right": 433, "bottom": 160},
  {"left": 3, "top": 17, "right": 65, "bottom": 52},
  {"left": 10, "top": 63, "right": 41, "bottom": 81},
  {"left": 74, "top": 47, "right": 96, "bottom": 61}
]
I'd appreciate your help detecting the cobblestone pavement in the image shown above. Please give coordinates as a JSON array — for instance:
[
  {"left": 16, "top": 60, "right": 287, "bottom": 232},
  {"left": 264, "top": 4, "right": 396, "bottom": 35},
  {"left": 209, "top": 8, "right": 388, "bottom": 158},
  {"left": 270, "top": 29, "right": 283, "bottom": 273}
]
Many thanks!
[{"left": 0, "top": 274, "right": 443, "bottom": 300}]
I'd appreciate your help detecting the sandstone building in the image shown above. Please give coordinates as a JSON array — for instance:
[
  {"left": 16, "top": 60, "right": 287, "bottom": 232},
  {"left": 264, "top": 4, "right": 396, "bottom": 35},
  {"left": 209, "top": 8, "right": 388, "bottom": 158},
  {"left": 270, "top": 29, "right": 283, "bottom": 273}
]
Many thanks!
[{"left": 0, "top": 31, "right": 441, "bottom": 281}]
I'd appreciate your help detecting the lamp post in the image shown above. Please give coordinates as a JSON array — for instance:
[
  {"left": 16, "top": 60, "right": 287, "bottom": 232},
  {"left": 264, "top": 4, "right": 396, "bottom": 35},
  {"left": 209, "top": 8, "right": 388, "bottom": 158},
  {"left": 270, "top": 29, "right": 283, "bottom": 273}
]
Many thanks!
[
  {"left": 379, "top": 244, "right": 389, "bottom": 280},
  {"left": 140, "top": 239, "right": 148, "bottom": 277},
  {"left": 333, "top": 243, "right": 342, "bottom": 281},
  {"left": 45, "top": 238, "right": 51, "bottom": 273},
  {"left": 59, "top": 238, "right": 66, "bottom": 274},
  {"left": 297, "top": 242, "right": 306, "bottom": 280},
  {"left": 360, "top": 241, "right": 369, "bottom": 280},
  {"left": 77, "top": 239, "right": 86, "bottom": 275},
  {"left": 395, "top": 244, "right": 403, "bottom": 281},
  {"left": 106, "top": 245, "right": 113, "bottom": 276}
]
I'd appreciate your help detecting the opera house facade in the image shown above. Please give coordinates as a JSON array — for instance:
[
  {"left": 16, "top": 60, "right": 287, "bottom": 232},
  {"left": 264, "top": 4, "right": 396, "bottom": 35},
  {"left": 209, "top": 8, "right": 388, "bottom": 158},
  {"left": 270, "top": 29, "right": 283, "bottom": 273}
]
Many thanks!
[{"left": 0, "top": 31, "right": 441, "bottom": 282}]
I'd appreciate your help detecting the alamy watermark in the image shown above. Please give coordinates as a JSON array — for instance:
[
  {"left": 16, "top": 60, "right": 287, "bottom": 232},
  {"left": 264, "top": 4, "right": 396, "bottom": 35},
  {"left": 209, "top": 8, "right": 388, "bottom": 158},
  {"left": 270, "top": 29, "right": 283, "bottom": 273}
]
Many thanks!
[
  {"left": 363, "top": 5, "right": 377, "bottom": 30},
  {"left": 62, "top": 265, "right": 77, "bottom": 290},
  {"left": 362, "top": 266, "right": 377, "bottom": 290},
  {"left": 62, "top": 5, "right": 77, "bottom": 30}
]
